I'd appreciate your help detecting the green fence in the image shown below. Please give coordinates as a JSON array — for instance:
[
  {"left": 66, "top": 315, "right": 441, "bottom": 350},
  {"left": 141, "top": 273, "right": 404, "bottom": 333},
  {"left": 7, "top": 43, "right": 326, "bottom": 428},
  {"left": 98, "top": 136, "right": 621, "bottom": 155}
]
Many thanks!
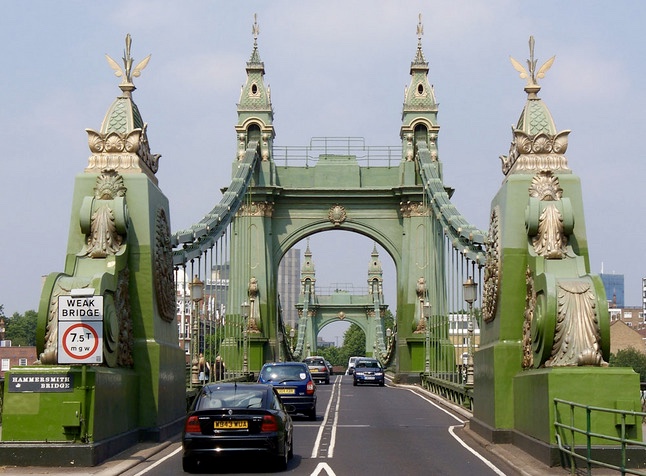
[
  {"left": 420, "top": 373, "right": 473, "bottom": 411},
  {"left": 554, "top": 398, "right": 646, "bottom": 475}
]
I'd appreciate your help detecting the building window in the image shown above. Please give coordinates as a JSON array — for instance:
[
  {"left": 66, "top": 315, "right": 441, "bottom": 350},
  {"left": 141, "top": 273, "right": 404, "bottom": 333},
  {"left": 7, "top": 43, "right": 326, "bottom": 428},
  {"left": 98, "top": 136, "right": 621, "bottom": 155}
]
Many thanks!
[
  {"left": 18, "top": 358, "right": 27, "bottom": 366},
  {"left": 1, "top": 359, "right": 9, "bottom": 371}
]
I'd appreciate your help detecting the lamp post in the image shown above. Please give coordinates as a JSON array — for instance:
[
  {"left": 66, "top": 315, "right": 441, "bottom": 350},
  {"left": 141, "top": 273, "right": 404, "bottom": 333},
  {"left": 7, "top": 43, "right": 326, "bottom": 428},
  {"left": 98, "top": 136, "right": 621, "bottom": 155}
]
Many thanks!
[
  {"left": 289, "top": 328, "right": 295, "bottom": 353},
  {"left": 463, "top": 276, "right": 477, "bottom": 387},
  {"left": 241, "top": 301, "right": 250, "bottom": 374},
  {"left": 189, "top": 275, "right": 204, "bottom": 386},
  {"left": 423, "top": 301, "right": 431, "bottom": 374}
]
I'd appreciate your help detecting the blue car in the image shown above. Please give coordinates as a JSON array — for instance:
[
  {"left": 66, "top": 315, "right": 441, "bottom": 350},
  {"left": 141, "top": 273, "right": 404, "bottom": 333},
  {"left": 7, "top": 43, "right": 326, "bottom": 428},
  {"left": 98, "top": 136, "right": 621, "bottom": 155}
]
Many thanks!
[
  {"left": 352, "top": 358, "right": 385, "bottom": 386},
  {"left": 258, "top": 362, "right": 317, "bottom": 420}
]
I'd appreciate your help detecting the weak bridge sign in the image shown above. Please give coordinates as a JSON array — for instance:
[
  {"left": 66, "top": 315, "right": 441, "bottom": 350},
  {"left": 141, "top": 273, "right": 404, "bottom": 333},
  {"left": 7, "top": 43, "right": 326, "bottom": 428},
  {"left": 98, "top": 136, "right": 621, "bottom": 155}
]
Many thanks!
[{"left": 57, "top": 293, "right": 103, "bottom": 364}]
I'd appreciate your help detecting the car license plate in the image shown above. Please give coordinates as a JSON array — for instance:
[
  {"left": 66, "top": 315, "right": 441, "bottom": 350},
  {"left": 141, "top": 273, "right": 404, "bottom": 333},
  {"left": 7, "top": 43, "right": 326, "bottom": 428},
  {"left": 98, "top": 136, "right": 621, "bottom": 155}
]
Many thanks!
[
  {"left": 276, "top": 388, "right": 295, "bottom": 395},
  {"left": 214, "top": 420, "right": 248, "bottom": 429},
  {"left": 365, "top": 376, "right": 375, "bottom": 380}
]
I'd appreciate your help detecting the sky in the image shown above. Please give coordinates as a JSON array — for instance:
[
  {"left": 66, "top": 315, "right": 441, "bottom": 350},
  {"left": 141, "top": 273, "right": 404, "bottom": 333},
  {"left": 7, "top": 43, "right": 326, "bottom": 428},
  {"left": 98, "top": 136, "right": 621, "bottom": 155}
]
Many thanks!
[{"left": 2, "top": 1, "right": 645, "bottom": 343}]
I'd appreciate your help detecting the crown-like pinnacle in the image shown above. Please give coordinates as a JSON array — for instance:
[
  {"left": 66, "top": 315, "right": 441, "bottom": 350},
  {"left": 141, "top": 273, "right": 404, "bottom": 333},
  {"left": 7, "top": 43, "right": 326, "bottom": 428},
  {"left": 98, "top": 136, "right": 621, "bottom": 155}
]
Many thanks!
[
  {"left": 252, "top": 13, "right": 260, "bottom": 47},
  {"left": 105, "top": 34, "right": 151, "bottom": 96},
  {"left": 509, "top": 36, "right": 555, "bottom": 96},
  {"left": 417, "top": 13, "right": 424, "bottom": 45}
]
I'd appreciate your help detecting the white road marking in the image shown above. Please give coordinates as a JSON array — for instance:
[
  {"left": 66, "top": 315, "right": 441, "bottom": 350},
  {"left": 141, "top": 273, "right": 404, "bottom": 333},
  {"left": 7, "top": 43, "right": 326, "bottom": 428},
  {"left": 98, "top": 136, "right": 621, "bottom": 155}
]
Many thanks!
[
  {"left": 311, "top": 375, "right": 342, "bottom": 458},
  {"left": 402, "top": 386, "right": 507, "bottom": 475},
  {"left": 132, "top": 445, "right": 182, "bottom": 475},
  {"left": 449, "top": 425, "right": 507, "bottom": 476},
  {"left": 327, "top": 379, "right": 342, "bottom": 458},
  {"left": 310, "top": 461, "right": 337, "bottom": 476}
]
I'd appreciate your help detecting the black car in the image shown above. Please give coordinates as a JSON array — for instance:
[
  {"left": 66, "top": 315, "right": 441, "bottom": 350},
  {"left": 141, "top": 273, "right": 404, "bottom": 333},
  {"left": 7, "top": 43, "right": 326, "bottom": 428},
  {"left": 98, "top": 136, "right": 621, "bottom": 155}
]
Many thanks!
[
  {"left": 182, "top": 382, "right": 293, "bottom": 472},
  {"left": 352, "top": 358, "right": 385, "bottom": 386},
  {"left": 258, "top": 362, "right": 317, "bottom": 420}
]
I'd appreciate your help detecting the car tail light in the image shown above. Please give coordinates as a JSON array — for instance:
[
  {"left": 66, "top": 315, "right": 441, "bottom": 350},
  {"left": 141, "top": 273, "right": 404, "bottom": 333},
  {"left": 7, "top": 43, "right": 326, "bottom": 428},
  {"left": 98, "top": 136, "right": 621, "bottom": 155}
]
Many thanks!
[
  {"left": 185, "top": 415, "right": 201, "bottom": 433},
  {"left": 306, "top": 380, "right": 315, "bottom": 395},
  {"left": 261, "top": 415, "right": 279, "bottom": 432}
]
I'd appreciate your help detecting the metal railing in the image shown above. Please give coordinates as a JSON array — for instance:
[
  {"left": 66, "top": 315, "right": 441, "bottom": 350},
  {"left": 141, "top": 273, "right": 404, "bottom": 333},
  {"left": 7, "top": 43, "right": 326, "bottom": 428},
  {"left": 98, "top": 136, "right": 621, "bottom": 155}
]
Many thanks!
[
  {"left": 420, "top": 373, "right": 473, "bottom": 410},
  {"left": 554, "top": 398, "right": 646, "bottom": 475},
  {"left": 273, "top": 137, "right": 401, "bottom": 168}
]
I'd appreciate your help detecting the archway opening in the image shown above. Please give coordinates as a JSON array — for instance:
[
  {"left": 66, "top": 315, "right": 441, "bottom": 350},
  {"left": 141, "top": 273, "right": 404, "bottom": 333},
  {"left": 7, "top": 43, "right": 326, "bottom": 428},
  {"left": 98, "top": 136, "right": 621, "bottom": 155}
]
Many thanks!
[{"left": 277, "top": 230, "right": 395, "bottom": 357}]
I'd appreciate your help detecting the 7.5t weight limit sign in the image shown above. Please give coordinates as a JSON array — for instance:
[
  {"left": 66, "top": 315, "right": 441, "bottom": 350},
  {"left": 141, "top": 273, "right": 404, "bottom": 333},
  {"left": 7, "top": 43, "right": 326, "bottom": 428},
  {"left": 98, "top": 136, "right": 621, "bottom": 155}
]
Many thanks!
[{"left": 58, "top": 294, "right": 103, "bottom": 364}]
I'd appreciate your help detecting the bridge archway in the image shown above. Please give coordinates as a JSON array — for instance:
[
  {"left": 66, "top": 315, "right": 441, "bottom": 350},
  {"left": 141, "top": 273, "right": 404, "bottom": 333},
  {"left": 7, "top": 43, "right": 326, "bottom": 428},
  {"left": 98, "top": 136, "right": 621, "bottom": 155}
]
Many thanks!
[{"left": 280, "top": 231, "right": 395, "bottom": 352}]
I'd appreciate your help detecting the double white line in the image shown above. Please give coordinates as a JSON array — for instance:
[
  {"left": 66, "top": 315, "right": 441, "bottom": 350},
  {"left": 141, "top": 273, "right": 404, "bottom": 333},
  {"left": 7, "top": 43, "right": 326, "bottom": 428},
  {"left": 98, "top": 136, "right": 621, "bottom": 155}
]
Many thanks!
[{"left": 311, "top": 375, "right": 342, "bottom": 458}]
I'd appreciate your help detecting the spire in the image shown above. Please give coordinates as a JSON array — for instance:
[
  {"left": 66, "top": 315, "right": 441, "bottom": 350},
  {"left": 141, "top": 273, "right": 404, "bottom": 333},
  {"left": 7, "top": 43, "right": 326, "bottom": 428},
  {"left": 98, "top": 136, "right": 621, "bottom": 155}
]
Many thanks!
[
  {"left": 401, "top": 14, "right": 439, "bottom": 162},
  {"left": 236, "top": 14, "right": 275, "bottom": 161},
  {"left": 85, "top": 34, "right": 160, "bottom": 183},
  {"left": 301, "top": 239, "right": 316, "bottom": 275},
  {"left": 300, "top": 239, "right": 316, "bottom": 292},
  {"left": 367, "top": 243, "right": 384, "bottom": 299},
  {"left": 499, "top": 37, "right": 570, "bottom": 176}
]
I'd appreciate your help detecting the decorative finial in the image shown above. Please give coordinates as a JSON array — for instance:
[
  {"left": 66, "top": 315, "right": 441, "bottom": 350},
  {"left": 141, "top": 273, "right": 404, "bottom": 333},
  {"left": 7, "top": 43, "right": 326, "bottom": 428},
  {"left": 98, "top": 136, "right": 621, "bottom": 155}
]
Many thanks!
[
  {"left": 252, "top": 13, "right": 260, "bottom": 47},
  {"left": 416, "top": 13, "right": 424, "bottom": 44},
  {"left": 105, "top": 34, "right": 151, "bottom": 95},
  {"left": 510, "top": 36, "right": 555, "bottom": 95}
]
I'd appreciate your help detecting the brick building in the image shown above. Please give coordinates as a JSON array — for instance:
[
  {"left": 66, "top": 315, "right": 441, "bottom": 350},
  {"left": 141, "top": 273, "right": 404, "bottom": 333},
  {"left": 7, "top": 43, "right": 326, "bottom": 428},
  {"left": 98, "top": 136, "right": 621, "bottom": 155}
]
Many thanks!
[
  {"left": 609, "top": 320, "right": 646, "bottom": 355},
  {"left": 0, "top": 345, "right": 38, "bottom": 379}
]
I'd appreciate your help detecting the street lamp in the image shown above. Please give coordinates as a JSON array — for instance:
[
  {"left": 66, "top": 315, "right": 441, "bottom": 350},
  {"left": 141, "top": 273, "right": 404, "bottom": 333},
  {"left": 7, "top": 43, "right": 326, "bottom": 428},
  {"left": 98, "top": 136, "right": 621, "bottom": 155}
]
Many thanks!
[
  {"left": 189, "top": 275, "right": 204, "bottom": 386},
  {"left": 463, "top": 276, "right": 477, "bottom": 387},
  {"left": 423, "top": 301, "right": 431, "bottom": 374},
  {"left": 241, "top": 301, "right": 250, "bottom": 373},
  {"left": 289, "top": 328, "right": 295, "bottom": 353}
]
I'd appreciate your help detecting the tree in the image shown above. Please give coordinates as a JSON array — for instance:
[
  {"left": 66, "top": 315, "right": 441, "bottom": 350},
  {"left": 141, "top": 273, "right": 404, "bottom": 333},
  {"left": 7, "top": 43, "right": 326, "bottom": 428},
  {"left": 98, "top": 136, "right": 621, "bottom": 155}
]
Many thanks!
[
  {"left": 5, "top": 310, "right": 38, "bottom": 346},
  {"left": 609, "top": 347, "right": 646, "bottom": 382},
  {"left": 318, "top": 346, "right": 343, "bottom": 366},
  {"left": 343, "top": 323, "right": 365, "bottom": 358}
]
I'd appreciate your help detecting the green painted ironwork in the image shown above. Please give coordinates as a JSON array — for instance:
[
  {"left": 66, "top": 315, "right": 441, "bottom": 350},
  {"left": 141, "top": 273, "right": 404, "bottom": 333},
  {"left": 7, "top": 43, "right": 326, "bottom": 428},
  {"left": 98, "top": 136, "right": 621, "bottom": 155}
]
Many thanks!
[{"left": 554, "top": 398, "right": 646, "bottom": 474}]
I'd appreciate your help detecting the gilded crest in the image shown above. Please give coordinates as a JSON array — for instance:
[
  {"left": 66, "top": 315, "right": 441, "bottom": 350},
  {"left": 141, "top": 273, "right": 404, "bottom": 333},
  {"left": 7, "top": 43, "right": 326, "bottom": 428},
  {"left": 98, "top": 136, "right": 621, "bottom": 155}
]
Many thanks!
[{"left": 328, "top": 205, "right": 347, "bottom": 226}]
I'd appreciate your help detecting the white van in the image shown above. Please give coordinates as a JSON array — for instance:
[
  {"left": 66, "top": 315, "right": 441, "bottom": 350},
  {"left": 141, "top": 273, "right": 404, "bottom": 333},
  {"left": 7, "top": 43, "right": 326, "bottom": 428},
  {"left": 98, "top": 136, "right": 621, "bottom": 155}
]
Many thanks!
[{"left": 346, "top": 356, "right": 362, "bottom": 375}]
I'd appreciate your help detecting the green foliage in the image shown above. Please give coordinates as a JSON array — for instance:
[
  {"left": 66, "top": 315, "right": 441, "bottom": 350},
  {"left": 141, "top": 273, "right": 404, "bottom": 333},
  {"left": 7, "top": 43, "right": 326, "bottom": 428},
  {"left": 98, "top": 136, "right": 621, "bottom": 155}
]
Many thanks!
[
  {"left": 609, "top": 347, "right": 646, "bottom": 382},
  {"left": 5, "top": 310, "right": 38, "bottom": 346},
  {"left": 342, "top": 323, "right": 366, "bottom": 358},
  {"left": 317, "top": 346, "right": 343, "bottom": 366}
]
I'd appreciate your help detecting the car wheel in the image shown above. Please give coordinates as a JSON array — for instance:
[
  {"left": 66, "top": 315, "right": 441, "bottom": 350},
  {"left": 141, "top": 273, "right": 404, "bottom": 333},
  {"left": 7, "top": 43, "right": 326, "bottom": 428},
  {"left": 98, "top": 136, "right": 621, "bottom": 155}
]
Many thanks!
[
  {"left": 182, "top": 456, "right": 198, "bottom": 473},
  {"left": 325, "top": 378, "right": 330, "bottom": 384},
  {"left": 379, "top": 380, "right": 385, "bottom": 387},
  {"left": 288, "top": 432, "right": 294, "bottom": 459},
  {"left": 274, "top": 440, "right": 289, "bottom": 471},
  {"left": 308, "top": 407, "right": 317, "bottom": 421},
  {"left": 353, "top": 379, "right": 357, "bottom": 386}
]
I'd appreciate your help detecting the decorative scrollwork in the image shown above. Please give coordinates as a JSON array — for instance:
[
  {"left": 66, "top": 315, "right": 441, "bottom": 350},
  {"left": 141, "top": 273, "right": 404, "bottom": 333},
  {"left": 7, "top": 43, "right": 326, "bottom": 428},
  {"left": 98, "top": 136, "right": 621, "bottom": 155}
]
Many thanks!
[
  {"left": 482, "top": 206, "right": 501, "bottom": 323},
  {"left": 522, "top": 267, "right": 535, "bottom": 369},
  {"left": 84, "top": 170, "right": 127, "bottom": 259},
  {"left": 546, "top": 280, "right": 606, "bottom": 367},
  {"left": 529, "top": 171, "right": 568, "bottom": 259},
  {"left": 154, "top": 208, "right": 176, "bottom": 322}
]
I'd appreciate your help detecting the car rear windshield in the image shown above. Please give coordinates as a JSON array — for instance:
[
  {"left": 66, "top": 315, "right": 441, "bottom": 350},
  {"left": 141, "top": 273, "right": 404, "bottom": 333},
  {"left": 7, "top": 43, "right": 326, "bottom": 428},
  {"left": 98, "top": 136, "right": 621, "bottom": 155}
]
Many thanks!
[
  {"left": 305, "top": 359, "right": 325, "bottom": 366},
  {"left": 260, "top": 365, "right": 308, "bottom": 382},
  {"left": 196, "top": 387, "right": 265, "bottom": 410}
]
